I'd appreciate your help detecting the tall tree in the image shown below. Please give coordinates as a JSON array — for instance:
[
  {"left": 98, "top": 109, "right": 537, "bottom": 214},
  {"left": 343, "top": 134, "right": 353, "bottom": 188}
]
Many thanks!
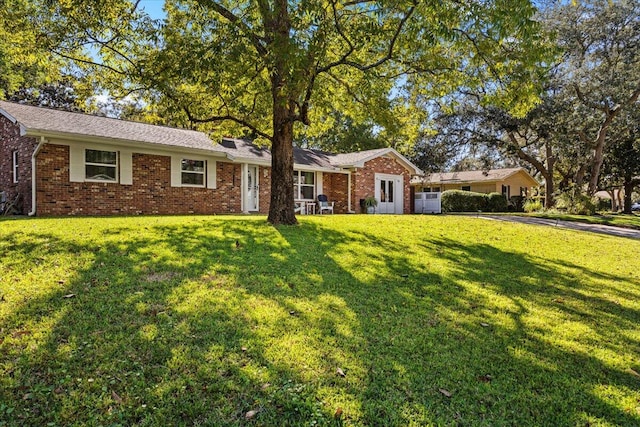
[
  {"left": 0, "top": 0, "right": 67, "bottom": 97},
  {"left": 600, "top": 108, "right": 640, "bottom": 213},
  {"left": 7, "top": 81, "right": 86, "bottom": 111},
  {"left": 546, "top": 0, "right": 640, "bottom": 195},
  {"left": 42, "top": 0, "right": 549, "bottom": 224}
]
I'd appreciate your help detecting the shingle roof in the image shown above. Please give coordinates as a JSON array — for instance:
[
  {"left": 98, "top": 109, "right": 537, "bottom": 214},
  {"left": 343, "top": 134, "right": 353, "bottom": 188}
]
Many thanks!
[
  {"left": 0, "top": 101, "right": 421, "bottom": 173},
  {"left": 329, "top": 147, "right": 422, "bottom": 174},
  {"left": 0, "top": 100, "right": 219, "bottom": 153},
  {"left": 212, "top": 138, "right": 340, "bottom": 170},
  {"left": 329, "top": 148, "right": 391, "bottom": 167},
  {"left": 417, "top": 168, "right": 530, "bottom": 184}
]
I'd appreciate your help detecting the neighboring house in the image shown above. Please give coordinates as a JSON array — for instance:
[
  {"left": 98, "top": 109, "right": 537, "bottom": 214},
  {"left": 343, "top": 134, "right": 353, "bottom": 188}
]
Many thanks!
[
  {"left": 412, "top": 168, "right": 539, "bottom": 199},
  {"left": 0, "top": 101, "right": 421, "bottom": 216}
]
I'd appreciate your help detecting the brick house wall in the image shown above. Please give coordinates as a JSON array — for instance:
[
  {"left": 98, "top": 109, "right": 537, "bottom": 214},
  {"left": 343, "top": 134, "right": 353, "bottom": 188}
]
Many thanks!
[
  {"left": 257, "top": 166, "right": 271, "bottom": 214},
  {"left": 36, "top": 144, "right": 243, "bottom": 216},
  {"left": 0, "top": 116, "right": 38, "bottom": 214},
  {"left": 351, "top": 156, "right": 412, "bottom": 214},
  {"left": 322, "top": 172, "right": 349, "bottom": 213},
  {"left": 2, "top": 110, "right": 416, "bottom": 216}
]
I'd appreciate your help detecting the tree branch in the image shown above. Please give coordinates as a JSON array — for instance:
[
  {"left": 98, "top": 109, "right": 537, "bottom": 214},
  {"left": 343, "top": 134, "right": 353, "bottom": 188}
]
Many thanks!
[
  {"left": 183, "top": 106, "right": 272, "bottom": 142},
  {"left": 317, "top": 3, "right": 416, "bottom": 74},
  {"left": 197, "top": 0, "right": 267, "bottom": 57},
  {"left": 50, "top": 49, "right": 127, "bottom": 75}
]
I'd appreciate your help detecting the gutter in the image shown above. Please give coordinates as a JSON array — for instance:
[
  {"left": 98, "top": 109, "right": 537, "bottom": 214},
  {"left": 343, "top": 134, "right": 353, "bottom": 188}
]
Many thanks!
[
  {"left": 24, "top": 129, "right": 230, "bottom": 160},
  {"left": 28, "top": 137, "right": 46, "bottom": 216},
  {"left": 347, "top": 168, "right": 356, "bottom": 213}
]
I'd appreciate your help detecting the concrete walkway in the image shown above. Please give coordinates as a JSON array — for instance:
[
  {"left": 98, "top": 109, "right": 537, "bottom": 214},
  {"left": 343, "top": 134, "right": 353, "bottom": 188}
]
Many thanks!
[{"left": 477, "top": 215, "right": 640, "bottom": 240}]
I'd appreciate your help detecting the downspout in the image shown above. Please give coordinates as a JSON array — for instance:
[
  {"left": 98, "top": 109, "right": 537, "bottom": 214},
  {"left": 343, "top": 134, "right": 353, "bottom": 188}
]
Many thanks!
[
  {"left": 347, "top": 169, "right": 355, "bottom": 213},
  {"left": 28, "top": 137, "right": 45, "bottom": 216}
]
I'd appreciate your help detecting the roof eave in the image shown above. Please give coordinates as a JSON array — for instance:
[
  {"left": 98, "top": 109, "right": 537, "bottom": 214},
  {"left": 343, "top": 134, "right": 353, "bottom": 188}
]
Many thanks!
[
  {"left": 0, "top": 106, "right": 18, "bottom": 124},
  {"left": 24, "top": 128, "right": 231, "bottom": 159},
  {"left": 297, "top": 166, "right": 348, "bottom": 174},
  {"left": 333, "top": 149, "right": 423, "bottom": 175}
]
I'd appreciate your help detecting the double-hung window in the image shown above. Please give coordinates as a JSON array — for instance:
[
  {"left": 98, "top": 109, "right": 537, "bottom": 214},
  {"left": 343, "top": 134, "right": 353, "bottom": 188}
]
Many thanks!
[
  {"left": 293, "top": 170, "right": 315, "bottom": 200},
  {"left": 181, "top": 159, "right": 206, "bottom": 186},
  {"left": 12, "top": 151, "right": 18, "bottom": 183},
  {"left": 85, "top": 149, "right": 117, "bottom": 182}
]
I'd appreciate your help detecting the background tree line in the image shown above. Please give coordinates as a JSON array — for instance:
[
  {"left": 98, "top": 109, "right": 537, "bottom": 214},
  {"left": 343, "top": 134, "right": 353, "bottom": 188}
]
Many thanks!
[
  {"left": 414, "top": 0, "right": 639, "bottom": 212},
  {"left": 1, "top": 0, "right": 636, "bottom": 218}
]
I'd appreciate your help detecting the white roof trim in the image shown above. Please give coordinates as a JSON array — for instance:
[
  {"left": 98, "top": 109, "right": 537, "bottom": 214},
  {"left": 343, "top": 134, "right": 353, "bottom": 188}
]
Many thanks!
[
  {"left": 24, "top": 128, "right": 231, "bottom": 159},
  {"left": 339, "top": 148, "right": 423, "bottom": 175},
  {"left": 414, "top": 168, "right": 539, "bottom": 187},
  {"left": 0, "top": 106, "right": 18, "bottom": 124},
  {"left": 0, "top": 107, "right": 38, "bottom": 136}
]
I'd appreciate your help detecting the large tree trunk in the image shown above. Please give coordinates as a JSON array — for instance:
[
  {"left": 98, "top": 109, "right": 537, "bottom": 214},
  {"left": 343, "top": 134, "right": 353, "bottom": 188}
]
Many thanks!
[
  {"left": 265, "top": 0, "right": 297, "bottom": 225},
  {"left": 607, "top": 189, "right": 618, "bottom": 212},
  {"left": 267, "top": 100, "right": 297, "bottom": 225},
  {"left": 623, "top": 174, "right": 634, "bottom": 214},
  {"left": 544, "top": 174, "right": 554, "bottom": 209},
  {"left": 508, "top": 133, "right": 556, "bottom": 208},
  {"left": 587, "top": 130, "right": 607, "bottom": 195},
  {"left": 543, "top": 142, "right": 555, "bottom": 208}
]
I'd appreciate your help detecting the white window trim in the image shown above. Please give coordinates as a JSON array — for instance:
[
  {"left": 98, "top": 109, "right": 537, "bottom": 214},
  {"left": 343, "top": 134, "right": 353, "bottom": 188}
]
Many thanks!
[
  {"left": 294, "top": 170, "right": 316, "bottom": 200},
  {"left": 171, "top": 156, "right": 216, "bottom": 188},
  {"left": 12, "top": 150, "right": 18, "bottom": 183},
  {"left": 180, "top": 158, "right": 207, "bottom": 188},
  {"left": 84, "top": 149, "right": 119, "bottom": 183}
]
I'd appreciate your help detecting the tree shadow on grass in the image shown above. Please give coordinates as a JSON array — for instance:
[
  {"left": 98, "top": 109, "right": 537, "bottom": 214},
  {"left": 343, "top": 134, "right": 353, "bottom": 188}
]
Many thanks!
[
  {"left": 410, "top": 235, "right": 640, "bottom": 425},
  {"left": 0, "top": 217, "right": 639, "bottom": 426}
]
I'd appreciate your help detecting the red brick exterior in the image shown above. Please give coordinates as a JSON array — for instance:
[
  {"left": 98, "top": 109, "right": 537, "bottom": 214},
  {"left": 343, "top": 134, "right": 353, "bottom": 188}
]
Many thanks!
[
  {"left": 0, "top": 116, "right": 38, "bottom": 214},
  {"left": 351, "top": 156, "right": 412, "bottom": 214},
  {"left": 35, "top": 144, "right": 243, "bottom": 216},
  {"left": 1, "top": 113, "right": 415, "bottom": 216},
  {"left": 257, "top": 166, "right": 271, "bottom": 214},
  {"left": 322, "top": 172, "right": 349, "bottom": 213}
]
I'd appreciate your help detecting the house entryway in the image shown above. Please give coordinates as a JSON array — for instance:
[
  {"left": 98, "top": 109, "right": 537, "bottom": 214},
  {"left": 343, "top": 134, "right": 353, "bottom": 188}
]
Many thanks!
[
  {"left": 375, "top": 173, "right": 403, "bottom": 214},
  {"left": 246, "top": 165, "right": 259, "bottom": 212}
]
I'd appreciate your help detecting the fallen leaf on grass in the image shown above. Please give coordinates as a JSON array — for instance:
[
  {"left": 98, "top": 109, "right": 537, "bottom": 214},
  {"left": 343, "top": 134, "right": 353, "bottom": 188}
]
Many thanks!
[
  {"left": 245, "top": 409, "right": 258, "bottom": 419},
  {"left": 627, "top": 368, "right": 640, "bottom": 378},
  {"left": 477, "top": 374, "right": 493, "bottom": 383},
  {"left": 552, "top": 298, "right": 565, "bottom": 304},
  {"left": 334, "top": 407, "right": 343, "bottom": 418},
  {"left": 480, "top": 322, "right": 490, "bottom": 328},
  {"left": 111, "top": 391, "right": 123, "bottom": 404},
  {"left": 62, "top": 294, "right": 76, "bottom": 299},
  {"left": 11, "top": 330, "right": 31, "bottom": 338},
  {"left": 261, "top": 383, "right": 270, "bottom": 390},
  {"left": 438, "top": 388, "right": 452, "bottom": 398},
  {"left": 336, "top": 367, "right": 346, "bottom": 377}
]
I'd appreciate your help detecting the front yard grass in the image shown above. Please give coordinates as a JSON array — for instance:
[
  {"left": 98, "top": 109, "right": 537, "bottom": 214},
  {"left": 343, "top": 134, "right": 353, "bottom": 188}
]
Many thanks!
[
  {"left": 528, "top": 212, "right": 640, "bottom": 230},
  {"left": 1, "top": 215, "right": 639, "bottom": 426}
]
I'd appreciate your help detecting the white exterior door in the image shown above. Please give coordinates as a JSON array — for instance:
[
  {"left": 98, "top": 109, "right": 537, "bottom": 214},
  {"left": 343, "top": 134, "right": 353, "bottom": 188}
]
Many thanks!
[
  {"left": 375, "top": 173, "right": 403, "bottom": 214},
  {"left": 246, "top": 165, "right": 259, "bottom": 212}
]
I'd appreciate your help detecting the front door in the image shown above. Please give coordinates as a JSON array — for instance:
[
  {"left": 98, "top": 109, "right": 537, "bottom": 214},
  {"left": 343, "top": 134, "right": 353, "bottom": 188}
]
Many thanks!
[
  {"left": 247, "top": 165, "right": 259, "bottom": 212},
  {"left": 375, "top": 173, "right": 403, "bottom": 214}
]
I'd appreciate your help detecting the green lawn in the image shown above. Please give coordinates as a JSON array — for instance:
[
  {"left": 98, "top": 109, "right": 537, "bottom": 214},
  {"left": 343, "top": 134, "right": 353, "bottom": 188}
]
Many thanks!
[
  {"left": 1, "top": 215, "right": 639, "bottom": 426},
  {"left": 528, "top": 212, "right": 640, "bottom": 230}
]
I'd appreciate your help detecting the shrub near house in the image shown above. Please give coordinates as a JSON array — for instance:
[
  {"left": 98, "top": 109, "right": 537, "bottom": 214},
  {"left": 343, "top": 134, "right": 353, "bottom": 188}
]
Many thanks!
[{"left": 441, "top": 190, "right": 508, "bottom": 212}]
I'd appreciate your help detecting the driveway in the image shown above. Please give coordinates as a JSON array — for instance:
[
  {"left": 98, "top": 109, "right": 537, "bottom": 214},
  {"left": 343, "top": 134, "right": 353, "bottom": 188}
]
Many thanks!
[{"left": 478, "top": 215, "right": 640, "bottom": 239}]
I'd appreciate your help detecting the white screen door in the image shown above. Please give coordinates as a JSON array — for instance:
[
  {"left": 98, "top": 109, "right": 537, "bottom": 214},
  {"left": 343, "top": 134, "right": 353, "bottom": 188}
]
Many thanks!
[
  {"left": 247, "top": 165, "right": 259, "bottom": 211},
  {"left": 375, "top": 173, "right": 403, "bottom": 214}
]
